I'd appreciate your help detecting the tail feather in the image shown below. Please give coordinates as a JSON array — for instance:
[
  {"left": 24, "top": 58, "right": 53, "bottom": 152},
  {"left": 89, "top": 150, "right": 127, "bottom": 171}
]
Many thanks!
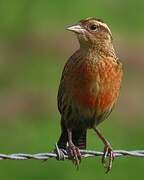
[
  {"left": 57, "top": 130, "right": 68, "bottom": 149},
  {"left": 72, "top": 129, "right": 87, "bottom": 149},
  {"left": 57, "top": 129, "right": 87, "bottom": 150}
]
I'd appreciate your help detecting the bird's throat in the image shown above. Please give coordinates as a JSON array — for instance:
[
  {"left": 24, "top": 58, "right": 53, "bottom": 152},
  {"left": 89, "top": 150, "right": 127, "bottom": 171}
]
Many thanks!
[{"left": 80, "top": 42, "right": 116, "bottom": 59}]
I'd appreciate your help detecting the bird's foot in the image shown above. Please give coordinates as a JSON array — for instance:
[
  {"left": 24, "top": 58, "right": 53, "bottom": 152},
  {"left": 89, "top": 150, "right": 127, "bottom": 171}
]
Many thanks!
[
  {"left": 102, "top": 143, "right": 115, "bottom": 173},
  {"left": 68, "top": 142, "right": 81, "bottom": 168}
]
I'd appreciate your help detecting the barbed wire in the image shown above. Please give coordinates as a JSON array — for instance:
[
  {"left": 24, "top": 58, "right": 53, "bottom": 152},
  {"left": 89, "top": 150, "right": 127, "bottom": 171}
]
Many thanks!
[{"left": 0, "top": 144, "right": 144, "bottom": 161}]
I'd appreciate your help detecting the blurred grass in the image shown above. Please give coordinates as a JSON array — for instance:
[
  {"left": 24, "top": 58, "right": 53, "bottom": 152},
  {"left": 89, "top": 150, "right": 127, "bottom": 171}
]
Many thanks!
[
  {"left": 6, "top": 55, "right": 63, "bottom": 89},
  {"left": 0, "top": 0, "right": 144, "bottom": 180},
  {"left": 0, "top": 0, "right": 144, "bottom": 36},
  {"left": 0, "top": 113, "right": 144, "bottom": 180}
]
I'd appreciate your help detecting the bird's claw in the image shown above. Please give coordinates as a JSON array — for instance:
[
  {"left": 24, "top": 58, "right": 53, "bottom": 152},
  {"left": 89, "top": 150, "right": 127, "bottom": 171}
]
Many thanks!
[
  {"left": 69, "top": 143, "right": 82, "bottom": 168},
  {"left": 102, "top": 143, "right": 115, "bottom": 173}
]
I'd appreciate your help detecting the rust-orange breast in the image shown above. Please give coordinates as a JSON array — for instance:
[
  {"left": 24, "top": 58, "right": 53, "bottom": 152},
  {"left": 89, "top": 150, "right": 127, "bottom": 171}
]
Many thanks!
[{"left": 70, "top": 58, "right": 122, "bottom": 111}]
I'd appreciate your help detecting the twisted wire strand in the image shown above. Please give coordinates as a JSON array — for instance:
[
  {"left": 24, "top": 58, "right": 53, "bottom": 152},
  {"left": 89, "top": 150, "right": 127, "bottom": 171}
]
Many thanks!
[{"left": 0, "top": 144, "right": 144, "bottom": 161}]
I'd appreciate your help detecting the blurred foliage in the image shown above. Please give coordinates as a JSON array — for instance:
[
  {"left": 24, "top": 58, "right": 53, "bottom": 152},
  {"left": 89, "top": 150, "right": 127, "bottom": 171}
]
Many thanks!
[
  {"left": 0, "top": 0, "right": 144, "bottom": 36},
  {"left": 0, "top": 0, "right": 144, "bottom": 180}
]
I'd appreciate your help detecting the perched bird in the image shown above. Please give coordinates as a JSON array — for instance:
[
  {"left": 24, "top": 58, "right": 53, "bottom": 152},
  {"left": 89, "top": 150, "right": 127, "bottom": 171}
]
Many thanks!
[{"left": 57, "top": 17, "right": 122, "bottom": 172}]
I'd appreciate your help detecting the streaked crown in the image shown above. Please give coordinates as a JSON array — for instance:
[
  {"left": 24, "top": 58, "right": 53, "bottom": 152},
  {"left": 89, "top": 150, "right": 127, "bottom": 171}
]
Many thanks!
[{"left": 67, "top": 17, "right": 112, "bottom": 46}]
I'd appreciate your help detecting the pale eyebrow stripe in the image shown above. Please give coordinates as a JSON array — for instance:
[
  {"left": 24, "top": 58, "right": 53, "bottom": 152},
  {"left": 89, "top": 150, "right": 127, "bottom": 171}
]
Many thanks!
[{"left": 96, "top": 21, "right": 112, "bottom": 36}]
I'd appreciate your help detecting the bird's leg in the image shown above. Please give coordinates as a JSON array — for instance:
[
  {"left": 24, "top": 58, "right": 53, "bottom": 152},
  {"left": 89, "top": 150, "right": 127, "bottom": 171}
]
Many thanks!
[
  {"left": 93, "top": 126, "right": 114, "bottom": 173},
  {"left": 67, "top": 128, "right": 81, "bottom": 167}
]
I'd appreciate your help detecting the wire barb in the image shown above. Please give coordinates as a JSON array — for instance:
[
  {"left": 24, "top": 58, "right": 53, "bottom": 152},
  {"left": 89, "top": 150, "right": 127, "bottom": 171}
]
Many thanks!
[{"left": 0, "top": 144, "right": 144, "bottom": 161}]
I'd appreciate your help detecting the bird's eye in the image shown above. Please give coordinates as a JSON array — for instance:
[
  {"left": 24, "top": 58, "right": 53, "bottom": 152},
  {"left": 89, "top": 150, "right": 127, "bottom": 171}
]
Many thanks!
[{"left": 89, "top": 24, "right": 97, "bottom": 30}]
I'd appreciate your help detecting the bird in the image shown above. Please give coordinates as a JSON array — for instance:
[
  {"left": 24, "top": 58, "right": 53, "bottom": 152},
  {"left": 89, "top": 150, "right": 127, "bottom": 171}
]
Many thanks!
[{"left": 57, "top": 17, "right": 122, "bottom": 173}]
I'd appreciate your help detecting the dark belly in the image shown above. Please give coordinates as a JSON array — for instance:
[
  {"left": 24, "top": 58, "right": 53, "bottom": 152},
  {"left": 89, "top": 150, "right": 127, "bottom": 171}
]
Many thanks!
[{"left": 59, "top": 58, "right": 122, "bottom": 129}]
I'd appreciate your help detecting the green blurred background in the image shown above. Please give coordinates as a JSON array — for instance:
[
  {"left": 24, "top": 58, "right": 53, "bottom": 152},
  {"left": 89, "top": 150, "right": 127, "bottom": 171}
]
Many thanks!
[{"left": 0, "top": 0, "right": 144, "bottom": 179}]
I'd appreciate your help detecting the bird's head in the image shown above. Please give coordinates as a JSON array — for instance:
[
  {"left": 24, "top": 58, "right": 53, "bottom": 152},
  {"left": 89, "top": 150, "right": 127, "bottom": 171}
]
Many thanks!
[{"left": 66, "top": 17, "right": 112, "bottom": 48}]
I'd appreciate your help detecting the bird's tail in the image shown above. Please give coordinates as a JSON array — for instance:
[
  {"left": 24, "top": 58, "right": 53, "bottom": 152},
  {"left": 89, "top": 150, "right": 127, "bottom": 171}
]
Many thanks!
[{"left": 57, "top": 129, "right": 87, "bottom": 150}]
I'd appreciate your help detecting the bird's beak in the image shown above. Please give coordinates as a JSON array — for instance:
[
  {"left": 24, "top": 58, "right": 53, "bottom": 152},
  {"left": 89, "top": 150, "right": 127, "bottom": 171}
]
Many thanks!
[{"left": 66, "top": 24, "right": 85, "bottom": 34}]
